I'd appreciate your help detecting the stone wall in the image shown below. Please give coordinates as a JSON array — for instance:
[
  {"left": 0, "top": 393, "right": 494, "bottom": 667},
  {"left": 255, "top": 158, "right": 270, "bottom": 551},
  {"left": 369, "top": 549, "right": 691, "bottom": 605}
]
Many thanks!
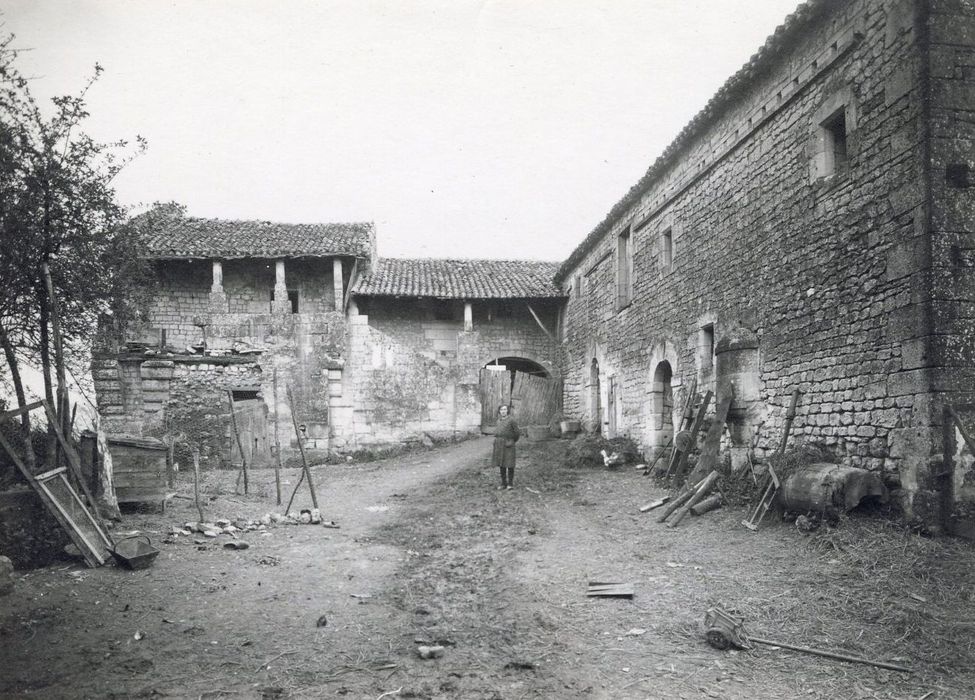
[
  {"left": 558, "top": 0, "right": 944, "bottom": 520},
  {"left": 927, "top": 0, "right": 975, "bottom": 531},
  {"left": 340, "top": 298, "right": 560, "bottom": 449}
]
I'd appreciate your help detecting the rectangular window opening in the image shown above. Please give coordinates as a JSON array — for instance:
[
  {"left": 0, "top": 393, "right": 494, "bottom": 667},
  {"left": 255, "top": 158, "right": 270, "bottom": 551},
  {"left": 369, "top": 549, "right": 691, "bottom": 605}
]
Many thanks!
[
  {"left": 661, "top": 228, "right": 673, "bottom": 273},
  {"left": 270, "top": 288, "right": 300, "bottom": 313},
  {"left": 617, "top": 227, "right": 633, "bottom": 306},
  {"left": 822, "top": 109, "right": 849, "bottom": 176}
]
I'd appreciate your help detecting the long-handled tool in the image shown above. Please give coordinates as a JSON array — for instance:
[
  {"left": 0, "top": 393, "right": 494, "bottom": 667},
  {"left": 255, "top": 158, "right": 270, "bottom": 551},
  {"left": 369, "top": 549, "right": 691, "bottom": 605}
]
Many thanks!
[
  {"left": 703, "top": 606, "right": 913, "bottom": 673},
  {"left": 742, "top": 388, "right": 800, "bottom": 531}
]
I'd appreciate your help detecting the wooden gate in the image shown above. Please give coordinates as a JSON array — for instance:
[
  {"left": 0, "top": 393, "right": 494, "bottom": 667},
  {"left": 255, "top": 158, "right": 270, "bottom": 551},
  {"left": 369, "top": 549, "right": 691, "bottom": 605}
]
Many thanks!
[
  {"left": 511, "top": 371, "right": 562, "bottom": 427},
  {"left": 230, "top": 399, "right": 271, "bottom": 467},
  {"left": 479, "top": 368, "right": 512, "bottom": 433}
]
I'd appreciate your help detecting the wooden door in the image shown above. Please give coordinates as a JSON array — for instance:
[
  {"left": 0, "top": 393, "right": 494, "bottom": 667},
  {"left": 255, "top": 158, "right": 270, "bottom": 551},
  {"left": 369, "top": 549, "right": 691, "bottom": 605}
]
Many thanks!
[
  {"left": 510, "top": 371, "right": 562, "bottom": 427},
  {"left": 479, "top": 368, "right": 512, "bottom": 433},
  {"left": 230, "top": 399, "right": 271, "bottom": 467}
]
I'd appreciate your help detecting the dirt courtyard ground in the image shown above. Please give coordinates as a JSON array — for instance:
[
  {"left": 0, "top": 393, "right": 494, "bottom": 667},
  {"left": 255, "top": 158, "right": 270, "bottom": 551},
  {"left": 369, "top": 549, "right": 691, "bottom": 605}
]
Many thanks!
[{"left": 1, "top": 436, "right": 974, "bottom": 699}]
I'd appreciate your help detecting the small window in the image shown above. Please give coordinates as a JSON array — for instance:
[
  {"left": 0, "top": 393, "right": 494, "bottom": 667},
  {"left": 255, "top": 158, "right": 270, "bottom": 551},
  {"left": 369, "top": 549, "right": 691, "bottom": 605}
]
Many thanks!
[
  {"left": 701, "top": 324, "right": 714, "bottom": 366},
  {"left": 270, "top": 288, "right": 299, "bottom": 313},
  {"left": 661, "top": 228, "right": 673, "bottom": 273},
  {"left": 699, "top": 323, "right": 715, "bottom": 384},
  {"left": 821, "top": 108, "right": 849, "bottom": 176},
  {"left": 617, "top": 227, "right": 633, "bottom": 307}
]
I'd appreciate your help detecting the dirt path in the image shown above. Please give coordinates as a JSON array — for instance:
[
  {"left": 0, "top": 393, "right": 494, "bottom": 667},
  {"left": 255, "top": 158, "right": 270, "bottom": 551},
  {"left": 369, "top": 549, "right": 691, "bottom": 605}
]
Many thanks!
[{"left": 1, "top": 436, "right": 973, "bottom": 699}]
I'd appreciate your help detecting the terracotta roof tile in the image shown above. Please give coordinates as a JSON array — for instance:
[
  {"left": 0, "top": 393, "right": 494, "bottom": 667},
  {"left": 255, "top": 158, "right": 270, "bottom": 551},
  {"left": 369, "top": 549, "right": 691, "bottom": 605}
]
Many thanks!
[
  {"left": 353, "top": 258, "right": 565, "bottom": 299},
  {"left": 144, "top": 216, "right": 374, "bottom": 259}
]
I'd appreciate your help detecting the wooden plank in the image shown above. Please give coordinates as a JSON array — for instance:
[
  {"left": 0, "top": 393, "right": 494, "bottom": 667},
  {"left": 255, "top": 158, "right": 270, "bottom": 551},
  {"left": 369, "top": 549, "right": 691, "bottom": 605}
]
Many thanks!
[
  {"left": 685, "top": 391, "right": 734, "bottom": 486},
  {"left": 480, "top": 368, "right": 511, "bottom": 432},
  {"left": 0, "top": 434, "right": 111, "bottom": 568},
  {"left": 0, "top": 400, "right": 44, "bottom": 422},
  {"left": 43, "top": 400, "right": 104, "bottom": 522}
]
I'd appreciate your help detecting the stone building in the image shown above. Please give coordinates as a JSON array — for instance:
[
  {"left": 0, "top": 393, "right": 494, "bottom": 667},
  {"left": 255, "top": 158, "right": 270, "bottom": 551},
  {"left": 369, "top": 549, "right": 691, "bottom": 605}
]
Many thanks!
[
  {"left": 554, "top": 0, "right": 975, "bottom": 528},
  {"left": 92, "top": 212, "right": 562, "bottom": 464}
]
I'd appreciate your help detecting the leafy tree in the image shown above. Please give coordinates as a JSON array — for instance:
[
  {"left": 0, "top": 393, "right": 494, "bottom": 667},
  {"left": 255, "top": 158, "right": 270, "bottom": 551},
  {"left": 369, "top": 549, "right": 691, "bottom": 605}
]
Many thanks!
[{"left": 0, "top": 30, "right": 151, "bottom": 471}]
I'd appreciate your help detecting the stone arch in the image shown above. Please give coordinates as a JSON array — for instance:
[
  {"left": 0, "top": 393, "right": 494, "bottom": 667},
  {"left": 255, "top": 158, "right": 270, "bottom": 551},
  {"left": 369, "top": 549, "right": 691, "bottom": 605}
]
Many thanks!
[
  {"left": 479, "top": 353, "right": 554, "bottom": 380},
  {"left": 644, "top": 340, "right": 682, "bottom": 450}
]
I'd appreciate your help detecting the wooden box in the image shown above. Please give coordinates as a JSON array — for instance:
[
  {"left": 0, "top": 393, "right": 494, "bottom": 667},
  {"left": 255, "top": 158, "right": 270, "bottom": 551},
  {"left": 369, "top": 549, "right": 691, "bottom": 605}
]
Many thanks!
[{"left": 105, "top": 435, "right": 169, "bottom": 510}]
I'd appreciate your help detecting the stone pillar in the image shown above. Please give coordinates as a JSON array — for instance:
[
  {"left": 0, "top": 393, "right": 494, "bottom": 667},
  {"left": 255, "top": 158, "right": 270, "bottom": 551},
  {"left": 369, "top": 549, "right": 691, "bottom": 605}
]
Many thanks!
[
  {"left": 209, "top": 260, "right": 228, "bottom": 313},
  {"left": 464, "top": 301, "right": 473, "bottom": 332},
  {"left": 333, "top": 258, "right": 344, "bottom": 311},
  {"left": 272, "top": 260, "right": 290, "bottom": 314}
]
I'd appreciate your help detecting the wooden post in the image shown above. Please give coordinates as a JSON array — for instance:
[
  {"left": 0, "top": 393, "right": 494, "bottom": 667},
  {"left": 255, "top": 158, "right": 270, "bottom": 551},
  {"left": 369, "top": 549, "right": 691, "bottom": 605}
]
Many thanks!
[
  {"left": 286, "top": 385, "right": 319, "bottom": 510},
  {"left": 227, "top": 391, "right": 248, "bottom": 495},
  {"left": 42, "top": 262, "right": 69, "bottom": 467},
  {"left": 656, "top": 478, "right": 701, "bottom": 523},
  {"left": 667, "top": 470, "right": 720, "bottom": 528},
  {"left": 779, "top": 389, "right": 801, "bottom": 454},
  {"left": 42, "top": 400, "right": 103, "bottom": 521},
  {"left": 192, "top": 448, "right": 204, "bottom": 523},
  {"left": 690, "top": 493, "right": 723, "bottom": 516},
  {"left": 272, "top": 369, "right": 283, "bottom": 506}
]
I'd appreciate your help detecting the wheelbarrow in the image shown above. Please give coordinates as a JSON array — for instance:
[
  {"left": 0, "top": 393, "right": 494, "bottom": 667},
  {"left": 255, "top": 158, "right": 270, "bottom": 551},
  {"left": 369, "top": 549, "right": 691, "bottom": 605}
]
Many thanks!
[{"left": 108, "top": 535, "right": 160, "bottom": 570}]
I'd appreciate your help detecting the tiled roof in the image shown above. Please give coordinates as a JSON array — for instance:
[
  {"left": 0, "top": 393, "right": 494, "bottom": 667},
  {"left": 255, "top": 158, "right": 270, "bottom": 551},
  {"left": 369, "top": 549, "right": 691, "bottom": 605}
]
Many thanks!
[
  {"left": 555, "top": 0, "right": 829, "bottom": 282},
  {"left": 143, "top": 215, "right": 375, "bottom": 259},
  {"left": 352, "top": 258, "right": 565, "bottom": 299}
]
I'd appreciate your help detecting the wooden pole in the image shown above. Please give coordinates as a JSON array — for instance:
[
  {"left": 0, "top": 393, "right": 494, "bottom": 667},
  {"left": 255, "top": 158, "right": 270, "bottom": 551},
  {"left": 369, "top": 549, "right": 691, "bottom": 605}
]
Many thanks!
[
  {"left": 690, "top": 493, "right": 723, "bottom": 516},
  {"left": 286, "top": 385, "right": 319, "bottom": 510},
  {"left": 272, "top": 368, "right": 283, "bottom": 506},
  {"left": 227, "top": 391, "right": 248, "bottom": 494},
  {"left": 668, "top": 470, "right": 719, "bottom": 528},
  {"left": 748, "top": 637, "right": 913, "bottom": 673},
  {"left": 778, "top": 389, "right": 801, "bottom": 454},
  {"left": 656, "top": 478, "right": 701, "bottom": 523},
  {"left": 42, "top": 400, "right": 103, "bottom": 521},
  {"left": 192, "top": 448, "right": 204, "bottom": 523}
]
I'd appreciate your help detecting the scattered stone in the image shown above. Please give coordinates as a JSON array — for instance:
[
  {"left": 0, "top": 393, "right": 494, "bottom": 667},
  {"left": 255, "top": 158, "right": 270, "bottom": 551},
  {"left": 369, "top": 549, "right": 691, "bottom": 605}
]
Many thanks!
[
  {"left": 259, "top": 514, "right": 272, "bottom": 527},
  {"left": 223, "top": 541, "right": 250, "bottom": 550},
  {"left": 417, "top": 645, "right": 445, "bottom": 659},
  {"left": 215, "top": 519, "right": 231, "bottom": 528},
  {"left": 316, "top": 614, "right": 328, "bottom": 628}
]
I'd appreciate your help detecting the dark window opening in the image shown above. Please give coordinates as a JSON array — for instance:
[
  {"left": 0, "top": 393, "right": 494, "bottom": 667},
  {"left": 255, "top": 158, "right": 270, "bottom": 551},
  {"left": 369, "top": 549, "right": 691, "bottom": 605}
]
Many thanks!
[
  {"left": 270, "top": 288, "right": 300, "bottom": 313},
  {"left": 661, "top": 228, "right": 673, "bottom": 272},
  {"left": 618, "top": 227, "right": 632, "bottom": 306},
  {"left": 822, "top": 109, "right": 848, "bottom": 176},
  {"left": 231, "top": 389, "right": 260, "bottom": 401}
]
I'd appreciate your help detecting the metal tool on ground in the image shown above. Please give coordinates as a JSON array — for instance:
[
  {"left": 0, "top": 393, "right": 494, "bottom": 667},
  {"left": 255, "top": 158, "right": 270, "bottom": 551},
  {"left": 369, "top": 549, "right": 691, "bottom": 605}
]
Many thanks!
[
  {"left": 742, "top": 388, "right": 800, "bottom": 531},
  {"left": 703, "top": 605, "right": 914, "bottom": 672},
  {"left": 742, "top": 465, "right": 779, "bottom": 531}
]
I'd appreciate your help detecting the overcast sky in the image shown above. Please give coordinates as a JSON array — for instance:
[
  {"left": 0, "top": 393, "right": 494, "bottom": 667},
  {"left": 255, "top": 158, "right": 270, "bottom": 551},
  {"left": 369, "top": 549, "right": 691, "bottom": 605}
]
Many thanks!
[{"left": 2, "top": 0, "right": 801, "bottom": 261}]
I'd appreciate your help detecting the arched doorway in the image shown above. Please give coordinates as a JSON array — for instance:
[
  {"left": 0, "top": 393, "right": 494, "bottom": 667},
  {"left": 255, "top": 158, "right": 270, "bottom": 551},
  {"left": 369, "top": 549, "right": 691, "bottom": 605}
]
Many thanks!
[
  {"left": 479, "top": 356, "right": 559, "bottom": 431},
  {"left": 590, "top": 358, "right": 602, "bottom": 434},
  {"left": 649, "top": 360, "right": 674, "bottom": 450}
]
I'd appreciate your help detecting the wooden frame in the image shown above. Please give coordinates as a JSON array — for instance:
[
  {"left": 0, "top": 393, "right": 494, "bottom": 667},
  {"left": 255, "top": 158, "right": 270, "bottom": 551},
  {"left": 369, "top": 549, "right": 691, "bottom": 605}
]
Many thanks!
[{"left": 0, "top": 399, "right": 113, "bottom": 567}]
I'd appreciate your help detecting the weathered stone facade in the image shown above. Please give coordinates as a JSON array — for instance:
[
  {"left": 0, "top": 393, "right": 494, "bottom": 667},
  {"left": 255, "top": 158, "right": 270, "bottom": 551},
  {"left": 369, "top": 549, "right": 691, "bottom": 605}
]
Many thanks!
[
  {"left": 340, "top": 297, "right": 561, "bottom": 449},
  {"left": 94, "top": 220, "right": 563, "bottom": 462},
  {"left": 556, "top": 0, "right": 975, "bottom": 528}
]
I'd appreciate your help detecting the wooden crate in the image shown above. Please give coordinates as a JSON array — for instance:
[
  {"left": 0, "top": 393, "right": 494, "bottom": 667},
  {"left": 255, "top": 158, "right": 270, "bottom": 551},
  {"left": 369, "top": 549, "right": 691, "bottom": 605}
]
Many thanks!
[{"left": 105, "top": 435, "right": 170, "bottom": 511}]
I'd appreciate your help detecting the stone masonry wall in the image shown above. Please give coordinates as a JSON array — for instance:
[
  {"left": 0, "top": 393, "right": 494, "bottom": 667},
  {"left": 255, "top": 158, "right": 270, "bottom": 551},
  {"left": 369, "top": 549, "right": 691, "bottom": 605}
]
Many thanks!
[
  {"left": 927, "top": 0, "right": 975, "bottom": 530},
  {"left": 338, "top": 298, "right": 560, "bottom": 449},
  {"left": 559, "top": 0, "right": 939, "bottom": 519}
]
